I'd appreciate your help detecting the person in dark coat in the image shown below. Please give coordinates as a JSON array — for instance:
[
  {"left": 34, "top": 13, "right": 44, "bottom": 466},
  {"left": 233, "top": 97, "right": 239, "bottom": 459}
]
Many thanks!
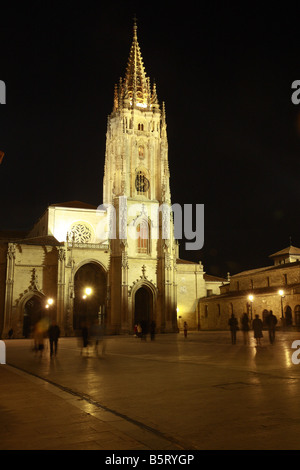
[
  {"left": 252, "top": 314, "right": 263, "bottom": 346},
  {"left": 228, "top": 313, "right": 238, "bottom": 344},
  {"left": 150, "top": 321, "right": 156, "bottom": 341},
  {"left": 241, "top": 313, "right": 250, "bottom": 345},
  {"left": 183, "top": 321, "right": 188, "bottom": 338},
  {"left": 48, "top": 320, "right": 60, "bottom": 357},
  {"left": 81, "top": 322, "right": 89, "bottom": 354},
  {"left": 267, "top": 310, "right": 277, "bottom": 344}
]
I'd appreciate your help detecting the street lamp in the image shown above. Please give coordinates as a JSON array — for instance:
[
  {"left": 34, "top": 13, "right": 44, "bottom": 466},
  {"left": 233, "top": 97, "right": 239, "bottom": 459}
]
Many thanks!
[
  {"left": 45, "top": 298, "right": 54, "bottom": 309},
  {"left": 248, "top": 295, "right": 254, "bottom": 320},
  {"left": 278, "top": 289, "right": 285, "bottom": 319},
  {"left": 82, "top": 287, "right": 93, "bottom": 320}
]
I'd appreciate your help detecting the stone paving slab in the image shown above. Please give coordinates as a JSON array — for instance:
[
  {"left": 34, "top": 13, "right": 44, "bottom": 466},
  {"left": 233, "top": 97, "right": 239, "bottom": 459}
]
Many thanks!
[
  {"left": 2, "top": 331, "right": 300, "bottom": 451},
  {"left": 0, "top": 365, "right": 177, "bottom": 450}
]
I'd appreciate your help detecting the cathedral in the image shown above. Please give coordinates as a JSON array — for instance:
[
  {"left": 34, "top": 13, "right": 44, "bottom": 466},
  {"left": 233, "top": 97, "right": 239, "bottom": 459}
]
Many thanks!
[{"left": 0, "top": 22, "right": 224, "bottom": 338}]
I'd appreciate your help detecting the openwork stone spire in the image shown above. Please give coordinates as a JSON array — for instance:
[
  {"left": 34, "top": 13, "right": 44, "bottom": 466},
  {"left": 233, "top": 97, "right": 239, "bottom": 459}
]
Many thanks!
[
  {"left": 124, "top": 19, "right": 148, "bottom": 107},
  {"left": 113, "top": 20, "right": 159, "bottom": 111}
]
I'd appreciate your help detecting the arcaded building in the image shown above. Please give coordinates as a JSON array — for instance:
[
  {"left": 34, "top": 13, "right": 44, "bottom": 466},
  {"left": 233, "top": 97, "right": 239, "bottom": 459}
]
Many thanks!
[
  {"left": 0, "top": 23, "right": 224, "bottom": 338},
  {"left": 198, "top": 245, "right": 300, "bottom": 330}
]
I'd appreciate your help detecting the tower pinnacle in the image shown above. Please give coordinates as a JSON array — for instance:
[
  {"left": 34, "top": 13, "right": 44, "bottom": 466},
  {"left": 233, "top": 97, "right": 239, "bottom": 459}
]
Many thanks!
[{"left": 112, "top": 21, "right": 159, "bottom": 111}]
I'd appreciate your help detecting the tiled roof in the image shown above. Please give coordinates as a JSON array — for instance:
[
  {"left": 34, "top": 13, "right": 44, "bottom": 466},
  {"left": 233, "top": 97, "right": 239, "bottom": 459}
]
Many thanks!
[
  {"left": 269, "top": 245, "right": 300, "bottom": 258},
  {"left": 8, "top": 235, "right": 62, "bottom": 246},
  {"left": 204, "top": 273, "right": 227, "bottom": 282}
]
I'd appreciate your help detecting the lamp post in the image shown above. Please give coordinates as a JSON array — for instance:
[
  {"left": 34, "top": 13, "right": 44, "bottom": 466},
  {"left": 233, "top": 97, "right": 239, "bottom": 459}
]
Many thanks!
[
  {"left": 278, "top": 289, "right": 284, "bottom": 319},
  {"left": 248, "top": 295, "right": 254, "bottom": 320},
  {"left": 82, "top": 287, "right": 92, "bottom": 321}
]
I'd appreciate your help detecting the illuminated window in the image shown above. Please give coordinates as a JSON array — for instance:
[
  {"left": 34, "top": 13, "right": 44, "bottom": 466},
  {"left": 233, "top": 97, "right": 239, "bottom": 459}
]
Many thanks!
[{"left": 137, "top": 220, "right": 149, "bottom": 254}]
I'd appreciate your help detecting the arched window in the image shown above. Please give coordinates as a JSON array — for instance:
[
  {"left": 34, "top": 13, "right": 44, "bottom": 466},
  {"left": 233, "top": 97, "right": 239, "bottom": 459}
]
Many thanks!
[
  {"left": 137, "top": 219, "right": 149, "bottom": 254},
  {"left": 138, "top": 123, "right": 144, "bottom": 131},
  {"left": 135, "top": 171, "right": 150, "bottom": 195}
]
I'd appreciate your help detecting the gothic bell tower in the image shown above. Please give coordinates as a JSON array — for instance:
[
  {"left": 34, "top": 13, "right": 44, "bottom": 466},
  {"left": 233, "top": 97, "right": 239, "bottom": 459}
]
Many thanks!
[{"left": 104, "top": 21, "right": 178, "bottom": 334}]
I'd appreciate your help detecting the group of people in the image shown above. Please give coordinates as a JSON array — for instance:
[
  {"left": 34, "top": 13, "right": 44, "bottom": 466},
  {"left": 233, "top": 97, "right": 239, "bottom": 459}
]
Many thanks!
[
  {"left": 134, "top": 321, "right": 156, "bottom": 341},
  {"left": 80, "top": 320, "right": 106, "bottom": 356},
  {"left": 228, "top": 310, "right": 278, "bottom": 346},
  {"left": 33, "top": 319, "right": 60, "bottom": 357}
]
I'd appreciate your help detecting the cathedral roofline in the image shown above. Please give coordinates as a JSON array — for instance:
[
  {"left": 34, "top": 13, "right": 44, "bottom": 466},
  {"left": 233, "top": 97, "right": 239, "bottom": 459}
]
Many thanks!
[{"left": 50, "top": 201, "right": 98, "bottom": 210}]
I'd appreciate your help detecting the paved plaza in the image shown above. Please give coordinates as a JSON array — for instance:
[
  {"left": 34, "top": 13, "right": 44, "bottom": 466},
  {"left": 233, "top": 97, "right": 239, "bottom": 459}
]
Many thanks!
[{"left": 1, "top": 329, "right": 300, "bottom": 450}]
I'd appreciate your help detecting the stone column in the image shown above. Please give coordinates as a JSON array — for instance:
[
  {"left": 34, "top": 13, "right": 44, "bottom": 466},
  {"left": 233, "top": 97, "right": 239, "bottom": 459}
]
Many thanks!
[
  {"left": 57, "top": 246, "right": 66, "bottom": 333},
  {"left": 3, "top": 243, "right": 16, "bottom": 336}
]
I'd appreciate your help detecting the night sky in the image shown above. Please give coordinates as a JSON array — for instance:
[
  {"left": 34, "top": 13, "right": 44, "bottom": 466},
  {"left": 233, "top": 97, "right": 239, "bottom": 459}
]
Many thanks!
[{"left": 1, "top": 3, "right": 300, "bottom": 278}]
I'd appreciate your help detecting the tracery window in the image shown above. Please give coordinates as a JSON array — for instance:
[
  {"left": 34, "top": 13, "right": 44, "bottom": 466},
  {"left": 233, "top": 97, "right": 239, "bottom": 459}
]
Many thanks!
[
  {"left": 68, "top": 223, "right": 92, "bottom": 243},
  {"left": 135, "top": 171, "right": 150, "bottom": 195}
]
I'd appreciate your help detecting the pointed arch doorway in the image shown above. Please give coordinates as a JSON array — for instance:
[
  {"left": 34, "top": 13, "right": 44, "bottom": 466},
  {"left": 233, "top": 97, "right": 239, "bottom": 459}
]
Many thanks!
[
  {"left": 23, "top": 295, "right": 43, "bottom": 338},
  {"left": 134, "top": 286, "right": 153, "bottom": 334}
]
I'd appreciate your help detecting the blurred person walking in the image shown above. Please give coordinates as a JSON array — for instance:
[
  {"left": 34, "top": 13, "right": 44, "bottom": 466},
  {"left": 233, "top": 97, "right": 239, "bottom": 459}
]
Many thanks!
[
  {"left": 228, "top": 313, "right": 238, "bottom": 344},
  {"left": 48, "top": 320, "right": 60, "bottom": 358},
  {"left": 267, "top": 310, "right": 277, "bottom": 344},
  {"left": 183, "top": 321, "right": 188, "bottom": 338},
  {"left": 252, "top": 314, "right": 263, "bottom": 346},
  {"left": 150, "top": 320, "right": 156, "bottom": 341},
  {"left": 33, "top": 321, "right": 45, "bottom": 356},
  {"left": 241, "top": 312, "right": 250, "bottom": 345},
  {"left": 81, "top": 322, "right": 89, "bottom": 355}
]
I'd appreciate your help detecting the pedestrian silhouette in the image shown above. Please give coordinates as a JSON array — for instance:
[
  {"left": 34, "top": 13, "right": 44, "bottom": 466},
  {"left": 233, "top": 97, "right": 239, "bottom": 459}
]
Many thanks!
[
  {"left": 241, "top": 312, "right": 250, "bottom": 345},
  {"left": 81, "top": 322, "right": 89, "bottom": 355},
  {"left": 48, "top": 320, "right": 60, "bottom": 358},
  {"left": 252, "top": 314, "right": 263, "bottom": 346},
  {"left": 266, "top": 310, "right": 277, "bottom": 344},
  {"left": 184, "top": 321, "right": 188, "bottom": 338},
  {"left": 150, "top": 320, "right": 156, "bottom": 341},
  {"left": 33, "top": 321, "right": 45, "bottom": 356},
  {"left": 228, "top": 313, "right": 238, "bottom": 344}
]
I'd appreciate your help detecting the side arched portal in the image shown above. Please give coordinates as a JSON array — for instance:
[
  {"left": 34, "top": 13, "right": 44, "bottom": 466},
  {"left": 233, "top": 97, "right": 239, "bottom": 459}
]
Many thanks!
[
  {"left": 73, "top": 262, "right": 107, "bottom": 331},
  {"left": 134, "top": 285, "right": 154, "bottom": 334},
  {"left": 23, "top": 295, "right": 44, "bottom": 338}
]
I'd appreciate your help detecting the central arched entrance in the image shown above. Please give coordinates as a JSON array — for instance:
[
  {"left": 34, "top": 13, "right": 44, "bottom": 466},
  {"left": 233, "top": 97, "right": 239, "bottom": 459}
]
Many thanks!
[
  {"left": 73, "top": 262, "right": 107, "bottom": 331},
  {"left": 134, "top": 286, "right": 153, "bottom": 334}
]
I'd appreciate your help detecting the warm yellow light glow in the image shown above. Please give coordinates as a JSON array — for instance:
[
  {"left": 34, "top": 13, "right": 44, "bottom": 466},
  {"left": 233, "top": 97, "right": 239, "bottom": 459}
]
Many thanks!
[
  {"left": 85, "top": 287, "right": 92, "bottom": 296},
  {"left": 129, "top": 101, "right": 149, "bottom": 108},
  {"left": 45, "top": 304, "right": 49, "bottom": 309},
  {"left": 82, "top": 294, "right": 87, "bottom": 299},
  {"left": 136, "top": 102, "right": 148, "bottom": 108},
  {"left": 279, "top": 289, "right": 284, "bottom": 296},
  {"left": 248, "top": 295, "right": 254, "bottom": 302},
  {"left": 47, "top": 298, "right": 54, "bottom": 305}
]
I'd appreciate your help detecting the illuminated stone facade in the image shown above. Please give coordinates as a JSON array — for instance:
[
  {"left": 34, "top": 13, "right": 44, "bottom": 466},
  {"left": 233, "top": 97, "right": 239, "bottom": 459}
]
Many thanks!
[
  {"left": 198, "top": 246, "right": 300, "bottom": 330},
  {"left": 0, "top": 24, "right": 224, "bottom": 338}
]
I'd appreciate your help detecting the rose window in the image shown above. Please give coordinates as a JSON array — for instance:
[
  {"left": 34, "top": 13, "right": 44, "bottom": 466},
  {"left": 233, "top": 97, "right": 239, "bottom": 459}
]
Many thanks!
[{"left": 69, "top": 223, "right": 92, "bottom": 243}]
